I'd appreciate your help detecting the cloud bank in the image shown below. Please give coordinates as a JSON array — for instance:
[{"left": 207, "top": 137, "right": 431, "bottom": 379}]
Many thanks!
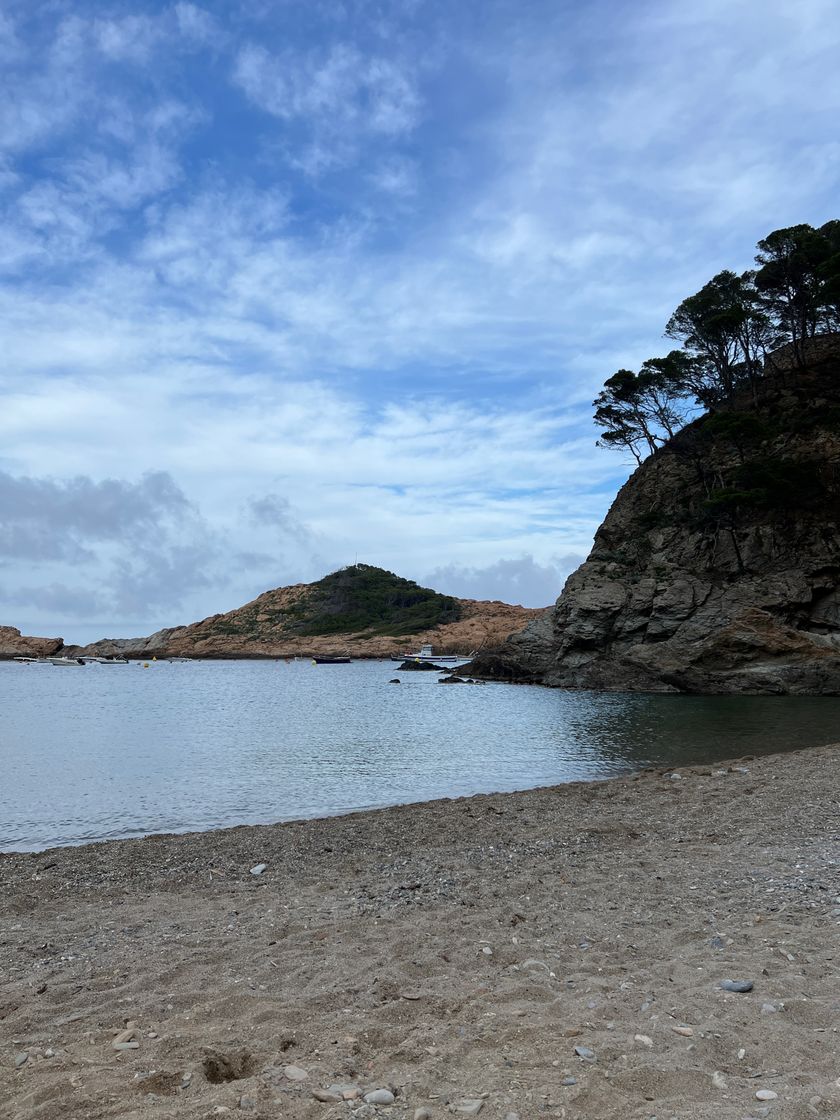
[{"left": 1, "top": 0, "right": 838, "bottom": 638}]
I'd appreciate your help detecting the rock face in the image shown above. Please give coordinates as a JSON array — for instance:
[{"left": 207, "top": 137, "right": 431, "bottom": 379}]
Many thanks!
[
  {"left": 473, "top": 344, "right": 840, "bottom": 694},
  {"left": 72, "top": 567, "right": 540, "bottom": 660},
  {"left": 0, "top": 626, "right": 63, "bottom": 659}
]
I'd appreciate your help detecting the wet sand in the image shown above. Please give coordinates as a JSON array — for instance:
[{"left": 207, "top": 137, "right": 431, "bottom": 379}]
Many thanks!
[{"left": 2, "top": 745, "right": 840, "bottom": 1120}]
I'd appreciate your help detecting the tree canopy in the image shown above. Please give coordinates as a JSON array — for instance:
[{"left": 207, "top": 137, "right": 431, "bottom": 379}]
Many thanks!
[{"left": 594, "top": 221, "right": 840, "bottom": 461}]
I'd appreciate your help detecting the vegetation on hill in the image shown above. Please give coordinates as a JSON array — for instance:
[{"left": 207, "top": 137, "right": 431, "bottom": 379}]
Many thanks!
[
  {"left": 594, "top": 220, "right": 840, "bottom": 464},
  {"left": 290, "top": 564, "right": 462, "bottom": 637},
  {"left": 200, "top": 564, "right": 462, "bottom": 641}
]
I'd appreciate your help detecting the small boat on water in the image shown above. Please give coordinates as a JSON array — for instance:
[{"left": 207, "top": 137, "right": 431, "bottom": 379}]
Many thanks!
[
  {"left": 391, "top": 644, "right": 473, "bottom": 664},
  {"left": 12, "top": 656, "right": 44, "bottom": 664},
  {"left": 312, "top": 656, "right": 352, "bottom": 664},
  {"left": 48, "top": 656, "right": 86, "bottom": 667}
]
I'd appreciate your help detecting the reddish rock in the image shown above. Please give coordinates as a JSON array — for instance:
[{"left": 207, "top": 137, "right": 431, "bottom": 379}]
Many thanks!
[{"left": 0, "top": 626, "right": 64, "bottom": 659}]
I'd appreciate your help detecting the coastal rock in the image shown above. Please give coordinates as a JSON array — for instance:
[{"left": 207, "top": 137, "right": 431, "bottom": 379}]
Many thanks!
[
  {"left": 0, "top": 626, "right": 63, "bottom": 659},
  {"left": 67, "top": 567, "right": 539, "bottom": 661},
  {"left": 470, "top": 342, "right": 840, "bottom": 695}
]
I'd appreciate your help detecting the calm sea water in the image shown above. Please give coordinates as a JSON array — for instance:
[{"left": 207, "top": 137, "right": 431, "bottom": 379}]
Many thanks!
[{"left": 1, "top": 658, "right": 839, "bottom": 852}]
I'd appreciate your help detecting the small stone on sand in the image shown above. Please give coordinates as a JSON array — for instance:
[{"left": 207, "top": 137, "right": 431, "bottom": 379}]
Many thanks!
[
  {"left": 284, "top": 1065, "right": 309, "bottom": 1081},
  {"left": 719, "top": 979, "right": 753, "bottom": 992},
  {"left": 313, "top": 1089, "right": 343, "bottom": 1103},
  {"left": 450, "top": 1101, "right": 483, "bottom": 1116},
  {"left": 364, "top": 1089, "right": 395, "bottom": 1105}
]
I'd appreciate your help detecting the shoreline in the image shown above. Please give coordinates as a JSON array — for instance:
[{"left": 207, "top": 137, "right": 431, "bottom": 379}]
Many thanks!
[{"left": 3, "top": 744, "right": 840, "bottom": 1118}]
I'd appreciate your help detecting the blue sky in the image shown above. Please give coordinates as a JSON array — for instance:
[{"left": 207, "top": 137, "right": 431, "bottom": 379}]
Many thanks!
[{"left": 2, "top": 0, "right": 839, "bottom": 642}]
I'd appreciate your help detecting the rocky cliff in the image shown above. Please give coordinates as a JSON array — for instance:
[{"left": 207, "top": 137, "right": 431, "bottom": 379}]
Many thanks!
[
  {"left": 0, "top": 626, "right": 64, "bottom": 660},
  {"left": 473, "top": 343, "right": 840, "bottom": 694},
  {"left": 71, "top": 565, "right": 540, "bottom": 659}
]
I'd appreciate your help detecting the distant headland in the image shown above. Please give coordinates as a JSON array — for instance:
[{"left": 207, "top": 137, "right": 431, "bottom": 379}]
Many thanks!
[{"left": 1, "top": 564, "right": 542, "bottom": 661}]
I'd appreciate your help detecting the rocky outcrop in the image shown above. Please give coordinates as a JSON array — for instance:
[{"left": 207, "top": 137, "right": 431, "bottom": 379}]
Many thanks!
[
  {"left": 473, "top": 343, "right": 840, "bottom": 694},
  {"left": 71, "top": 571, "right": 539, "bottom": 660},
  {"left": 67, "top": 627, "right": 187, "bottom": 660},
  {"left": 0, "top": 626, "right": 64, "bottom": 659}
]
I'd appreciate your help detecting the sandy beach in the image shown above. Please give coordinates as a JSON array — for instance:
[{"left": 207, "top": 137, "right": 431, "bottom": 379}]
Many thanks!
[{"left": 2, "top": 745, "right": 840, "bottom": 1120}]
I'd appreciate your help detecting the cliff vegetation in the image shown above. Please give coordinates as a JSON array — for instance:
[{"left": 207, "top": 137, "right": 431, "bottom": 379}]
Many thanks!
[{"left": 473, "top": 221, "right": 840, "bottom": 694}]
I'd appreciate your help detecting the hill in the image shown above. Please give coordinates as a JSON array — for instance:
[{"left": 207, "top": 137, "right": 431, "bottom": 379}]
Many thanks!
[{"left": 71, "top": 565, "right": 542, "bottom": 659}]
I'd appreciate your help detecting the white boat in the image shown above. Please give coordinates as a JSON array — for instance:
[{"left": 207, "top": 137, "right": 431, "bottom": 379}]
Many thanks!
[
  {"left": 48, "top": 656, "right": 86, "bottom": 667},
  {"left": 391, "top": 643, "right": 474, "bottom": 664},
  {"left": 13, "top": 656, "right": 43, "bottom": 663},
  {"left": 81, "top": 656, "right": 129, "bottom": 664}
]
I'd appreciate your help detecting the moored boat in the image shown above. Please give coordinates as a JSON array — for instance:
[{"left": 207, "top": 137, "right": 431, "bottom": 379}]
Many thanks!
[
  {"left": 390, "top": 644, "right": 473, "bottom": 664},
  {"left": 312, "top": 655, "right": 352, "bottom": 664}
]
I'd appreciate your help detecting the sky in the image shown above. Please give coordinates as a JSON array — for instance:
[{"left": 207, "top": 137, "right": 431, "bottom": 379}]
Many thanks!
[{"left": 2, "top": 0, "right": 839, "bottom": 643}]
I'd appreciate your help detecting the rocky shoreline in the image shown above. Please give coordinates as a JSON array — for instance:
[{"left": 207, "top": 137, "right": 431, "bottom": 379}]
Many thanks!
[{"left": 3, "top": 744, "right": 840, "bottom": 1119}]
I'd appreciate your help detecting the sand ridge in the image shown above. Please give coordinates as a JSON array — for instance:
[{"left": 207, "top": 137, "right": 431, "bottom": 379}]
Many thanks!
[{"left": 2, "top": 745, "right": 840, "bottom": 1119}]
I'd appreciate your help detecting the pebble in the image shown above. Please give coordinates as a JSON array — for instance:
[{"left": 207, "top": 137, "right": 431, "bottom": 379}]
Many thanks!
[
  {"left": 112, "top": 1027, "right": 138, "bottom": 1047},
  {"left": 671, "top": 1026, "right": 693, "bottom": 1036},
  {"left": 284, "top": 1065, "right": 309, "bottom": 1081},
  {"left": 719, "top": 979, "right": 754, "bottom": 993},
  {"left": 574, "top": 1046, "right": 596, "bottom": 1061},
  {"left": 113, "top": 1041, "right": 140, "bottom": 1051},
  {"left": 239, "top": 1097, "right": 257, "bottom": 1111},
  {"left": 415, "top": 1109, "right": 433, "bottom": 1120},
  {"left": 504, "top": 1114, "right": 520, "bottom": 1120},
  {"left": 250, "top": 863, "right": 267, "bottom": 876},
  {"left": 761, "top": 1003, "right": 779, "bottom": 1013},
  {"left": 364, "top": 1089, "right": 396, "bottom": 1105},
  {"left": 313, "top": 1089, "right": 343, "bottom": 1103},
  {"left": 755, "top": 1090, "right": 778, "bottom": 1101},
  {"left": 562, "top": 1077, "right": 577, "bottom": 1086},
  {"left": 450, "top": 1102, "right": 483, "bottom": 1116},
  {"left": 43, "top": 1049, "right": 55, "bottom": 1059},
  {"left": 634, "top": 1034, "right": 654, "bottom": 1047},
  {"left": 14, "top": 1052, "right": 28, "bottom": 1069},
  {"left": 481, "top": 947, "right": 493, "bottom": 956},
  {"left": 712, "top": 1071, "right": 727, "bottom": 1089}
]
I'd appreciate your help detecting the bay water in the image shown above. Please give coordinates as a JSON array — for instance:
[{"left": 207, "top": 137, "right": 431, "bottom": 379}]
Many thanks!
[{"left": 2, "top": 658, "right": 838, "bottom": 851}]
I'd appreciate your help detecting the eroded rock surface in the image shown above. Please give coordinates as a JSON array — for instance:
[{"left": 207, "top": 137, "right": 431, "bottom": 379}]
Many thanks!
[
  {"left": 473, "top": 347, "right": 840, "bottom": 694},
  {"left": 0, "top": 626, "right": 63, "bottom": 659}
]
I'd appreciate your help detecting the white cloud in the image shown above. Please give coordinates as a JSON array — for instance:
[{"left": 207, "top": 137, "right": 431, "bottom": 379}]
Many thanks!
[
  {"left": 2, "top": 0, "right": 840, "bottom": 637},
  {"left": 424, "top": 555, "right": 582, "bottom": 608}
]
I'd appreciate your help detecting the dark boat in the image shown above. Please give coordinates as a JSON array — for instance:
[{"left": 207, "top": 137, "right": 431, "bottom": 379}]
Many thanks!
[{"left": 312, "top": 656, "right": 351, "bottom": 664}]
